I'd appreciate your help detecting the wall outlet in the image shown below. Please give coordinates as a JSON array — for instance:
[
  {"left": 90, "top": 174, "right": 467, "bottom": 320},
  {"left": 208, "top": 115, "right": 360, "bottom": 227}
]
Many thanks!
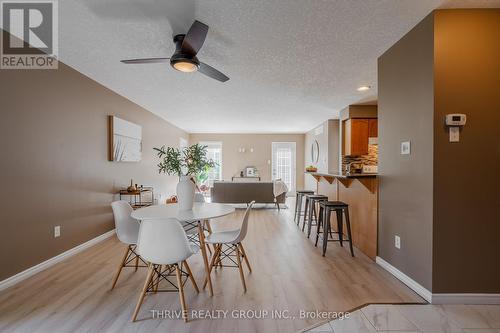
[
  {"left": 395, "top": 235, "right": 401, "bottom": 249},
  {"left": 401, "top": 141, "right": 411, "bottom": 155},
  {"left": 54, "top": 226, "right": 61, "bottom": 238}
]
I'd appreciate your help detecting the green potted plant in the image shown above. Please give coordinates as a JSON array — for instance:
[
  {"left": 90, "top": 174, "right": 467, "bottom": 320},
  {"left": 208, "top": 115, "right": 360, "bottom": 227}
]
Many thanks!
[{"left": 154, "top": 144, "right": 215, "bottom": 210}]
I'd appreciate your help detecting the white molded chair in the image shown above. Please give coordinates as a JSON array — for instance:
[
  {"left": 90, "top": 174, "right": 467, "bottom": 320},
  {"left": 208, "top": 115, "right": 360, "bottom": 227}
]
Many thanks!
[
  {"left": 204, "top": 201, "right": 255, "bottom": 292},
  {"left": 132, "top": 218, "right": 199, "bottom": 323},
  {"left": 110, "top": 200, "right": 144, "bottom": 290}
]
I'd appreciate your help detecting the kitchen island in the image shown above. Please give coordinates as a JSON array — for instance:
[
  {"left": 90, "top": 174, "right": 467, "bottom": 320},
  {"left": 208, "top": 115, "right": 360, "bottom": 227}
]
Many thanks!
[{"left": 306, "top": 172, "right": 378, "bottom": 259}]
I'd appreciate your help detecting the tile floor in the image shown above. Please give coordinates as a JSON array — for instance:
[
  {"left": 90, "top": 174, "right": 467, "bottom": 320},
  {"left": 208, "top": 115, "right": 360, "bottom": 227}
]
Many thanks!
[{"left": 305, "top": 304, "right": 500, "bottom": 333}]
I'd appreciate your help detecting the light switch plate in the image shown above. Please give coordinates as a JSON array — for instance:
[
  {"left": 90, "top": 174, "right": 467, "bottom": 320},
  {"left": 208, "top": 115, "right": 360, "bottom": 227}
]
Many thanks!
[
  {"left": 401, "top": 141, "right": 411, "bottom": 155},
  {"left": 449, "top": 127, "right": 460, "bottom": 142},
  {"left": 395, "top": 235, "right": 401, "bottom": 249},
  {"left": 54, "top": 226, "right": 61, "bottom": 238}
]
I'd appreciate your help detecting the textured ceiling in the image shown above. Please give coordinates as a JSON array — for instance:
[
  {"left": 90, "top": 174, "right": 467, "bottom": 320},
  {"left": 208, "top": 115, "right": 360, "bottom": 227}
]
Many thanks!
[{"left": 58, "top": 0, "right": 500, "bottom": 133}]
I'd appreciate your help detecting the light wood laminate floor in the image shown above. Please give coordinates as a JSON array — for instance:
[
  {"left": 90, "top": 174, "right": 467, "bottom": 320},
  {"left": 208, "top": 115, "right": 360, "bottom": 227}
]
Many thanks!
[{"left": 0, "top": 202, "right": 424, "bottom": 333}]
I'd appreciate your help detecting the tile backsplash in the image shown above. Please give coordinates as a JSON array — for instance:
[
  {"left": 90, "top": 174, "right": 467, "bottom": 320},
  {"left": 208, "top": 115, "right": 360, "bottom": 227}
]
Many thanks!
[{"left": 342, "top": 144, "right": 378, "bottom": 169}]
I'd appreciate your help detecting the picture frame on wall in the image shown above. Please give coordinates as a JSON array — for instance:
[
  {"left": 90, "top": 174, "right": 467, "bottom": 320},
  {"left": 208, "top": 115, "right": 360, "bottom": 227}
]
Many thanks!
[{"left": 108, "top": 116, "right": 142, "bottom": 162}]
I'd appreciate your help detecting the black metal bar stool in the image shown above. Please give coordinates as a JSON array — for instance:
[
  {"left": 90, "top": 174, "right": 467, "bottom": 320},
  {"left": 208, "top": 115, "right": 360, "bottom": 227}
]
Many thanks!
[
  {"left": 294, "top": 190, "right": 314, "bottom": 224},
  {"left": 302, "top": 194, "right": 328, "bottom": 236},
  {"left": 316, "top": 201, "right": 354, "bottom": 257},
  {"left": 302, "top": 194, "right": 328, "bottom": 233}
]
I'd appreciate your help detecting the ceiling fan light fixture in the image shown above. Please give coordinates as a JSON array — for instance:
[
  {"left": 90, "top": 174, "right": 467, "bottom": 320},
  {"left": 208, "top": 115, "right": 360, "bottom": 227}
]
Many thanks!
[{"left": 171, "top": 59, "right": 199, "bottom": 73}]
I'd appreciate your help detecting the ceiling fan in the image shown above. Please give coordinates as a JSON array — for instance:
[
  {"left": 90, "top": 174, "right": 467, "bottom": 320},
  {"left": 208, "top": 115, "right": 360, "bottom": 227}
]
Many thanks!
[{"left": 120, "top": 20, "right": 229, "bottom": 82}]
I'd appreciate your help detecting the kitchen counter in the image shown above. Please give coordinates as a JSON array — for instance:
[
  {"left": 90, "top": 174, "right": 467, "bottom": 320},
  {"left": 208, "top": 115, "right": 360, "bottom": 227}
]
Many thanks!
[
  {"left": 306, "top": 171, "right": 378, "bottom": 259},
  {"left": 305, "top": 171, "right": 377, "bottom": 179}
]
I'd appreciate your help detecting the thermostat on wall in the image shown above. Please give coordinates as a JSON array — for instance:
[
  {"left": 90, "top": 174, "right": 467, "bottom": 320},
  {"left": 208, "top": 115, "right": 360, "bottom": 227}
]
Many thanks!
[
  {"left": 445, "top": 114, "right": 467, "bottom": 142},
  {"left": 445, "top": 114, "right": 467, "bottom": 126}
]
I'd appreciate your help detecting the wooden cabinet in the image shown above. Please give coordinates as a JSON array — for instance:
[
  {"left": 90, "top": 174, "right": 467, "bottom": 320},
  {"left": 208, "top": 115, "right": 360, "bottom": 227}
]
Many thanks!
[
  {"left": 344, "top": 118, "right": 378, "bottom": 156},
  {"left": 369, "top": 119, "right": 378, "bottom": 138},
  {"left": 344, "top": 119, "right": 369, "bottom": 156}
]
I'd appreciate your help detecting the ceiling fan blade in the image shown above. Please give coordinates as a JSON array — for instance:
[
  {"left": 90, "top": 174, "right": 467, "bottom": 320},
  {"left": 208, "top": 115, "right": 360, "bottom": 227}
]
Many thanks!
[
  {"left": 198, "top": 62, "right": 229, "bottom": 82},
  {"left": 120, "top": 58, "right": 170, "bottom": 64},
  {"left": 181, "top": 20, "right": 208, "bottom": 56}
]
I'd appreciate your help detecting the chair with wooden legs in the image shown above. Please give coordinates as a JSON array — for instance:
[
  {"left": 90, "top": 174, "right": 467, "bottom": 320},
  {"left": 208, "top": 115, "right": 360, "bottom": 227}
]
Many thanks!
[
  {"left": 110, "top": 201, "right": 147, "bottom": 290},
  {"left": 132, "top": 218, "right": 199, "bottom": 323},
  {"left": 203, "top": 201, "right": 255, "bottom": 293},
  {"left": 180, "top": 192, "right": 214, "bottom": 255}
]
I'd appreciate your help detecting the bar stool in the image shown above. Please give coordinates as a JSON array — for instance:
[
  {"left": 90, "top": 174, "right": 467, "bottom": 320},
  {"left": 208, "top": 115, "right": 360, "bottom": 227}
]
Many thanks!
[
  {"left": 294, "top": 190, "right": 314, "bottom": 224},
  {"left": 303, "top": 195, "right": 328, "bottom": 238},
  {"left": 316, "top": 201, "right": 354, "bottom": 257}
]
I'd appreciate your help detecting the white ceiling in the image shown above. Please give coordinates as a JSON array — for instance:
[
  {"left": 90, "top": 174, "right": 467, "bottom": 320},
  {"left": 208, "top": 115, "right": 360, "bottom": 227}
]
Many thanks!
[{"left": 59, "top": 0, "right": 500, "bottom": 133}]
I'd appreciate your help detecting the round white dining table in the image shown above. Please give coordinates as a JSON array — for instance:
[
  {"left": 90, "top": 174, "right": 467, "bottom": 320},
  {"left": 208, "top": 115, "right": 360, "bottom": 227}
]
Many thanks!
[
  {"left": 131, "top": 202, "right": 235, "bottom": 222},
  {"left": 131, "top": 202, "right": 235, "bottom": 296}
]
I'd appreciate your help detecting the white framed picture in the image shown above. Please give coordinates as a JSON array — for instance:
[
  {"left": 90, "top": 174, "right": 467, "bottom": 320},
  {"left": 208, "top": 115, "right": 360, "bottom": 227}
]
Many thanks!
[{"left": 108, "top": 116, "right": 142, "bottom": 162}]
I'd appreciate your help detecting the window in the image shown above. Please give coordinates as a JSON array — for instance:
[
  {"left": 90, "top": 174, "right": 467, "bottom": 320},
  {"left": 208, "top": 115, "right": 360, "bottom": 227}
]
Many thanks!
[{"left": 199, "top": 141, "right": 222, "bottom": 187}]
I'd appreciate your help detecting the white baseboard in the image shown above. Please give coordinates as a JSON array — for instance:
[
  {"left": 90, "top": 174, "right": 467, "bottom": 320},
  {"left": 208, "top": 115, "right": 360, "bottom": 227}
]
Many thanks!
[
  {"left": 376, "top": 256, "right": 500, "bottom": 304},
  {"left": 376, "top": 256, "right": 432, "bottom": 303},
  {"left": 0, "top": 229, "right": 115, "bottom": 292}
]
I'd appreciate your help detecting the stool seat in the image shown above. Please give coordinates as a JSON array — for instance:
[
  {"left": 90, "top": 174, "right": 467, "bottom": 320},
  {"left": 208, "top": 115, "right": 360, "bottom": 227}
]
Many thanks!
[
  {"left": 306, "top": 194, "right": 328, "bottom": 199},
  {"left": 316, "top": 202, "right": 354, "bottom": 257},
  {"left": 294, "top": 191, "right": 315, "bottom": 224},
  {"left": 319, "top": 200, "right": 348, "bottom": 207},
  {"left": 303, "top": 195, "right": 328, "bottom": 238}
]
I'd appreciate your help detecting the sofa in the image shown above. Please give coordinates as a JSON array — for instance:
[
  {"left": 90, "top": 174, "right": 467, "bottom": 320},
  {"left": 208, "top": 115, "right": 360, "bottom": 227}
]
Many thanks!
[{"left": 210, "top": 181, "right": 286, "bottom": 209}]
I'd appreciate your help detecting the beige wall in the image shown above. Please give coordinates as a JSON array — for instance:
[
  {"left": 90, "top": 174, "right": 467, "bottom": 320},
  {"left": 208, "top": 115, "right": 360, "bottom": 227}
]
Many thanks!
[
  {"left": 304, "top": 120, "right": 340, "bottom": 191},
  {"left": 189, "top": 134, "right": 304, "bottom": 189},
  {"left": 0, "top": 60, "right": 188, "bottom": 281},
  {"left": 378, "top": 13, "right": 435, "bottom": 290}
]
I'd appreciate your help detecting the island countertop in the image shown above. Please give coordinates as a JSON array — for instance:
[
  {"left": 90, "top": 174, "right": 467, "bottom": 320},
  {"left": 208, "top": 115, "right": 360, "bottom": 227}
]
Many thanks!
[{"left": 305, "top": 171, "right": 377, "bottom": 179}]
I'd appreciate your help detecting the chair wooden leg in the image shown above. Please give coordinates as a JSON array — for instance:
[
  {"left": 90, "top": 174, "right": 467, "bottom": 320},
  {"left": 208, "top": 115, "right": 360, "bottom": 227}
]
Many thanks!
[
  {"left": 203, "top": 244, "right": 221, "bottom": 289},
  {"left": 238, "top": 243, "right": 252, "bottom": 273},
  {"left": 182, "top": 260, "right": 199, "bottom": 293},
  {"left": 175, "top": 264, "right": 188, "bottom": 322},
  {"left": 110, "top": 245, "right": 130, "bottom": 290},
  {"left": 205, "top": 221, "right": 217, "bottom": 253},
  {"left": 131, "top": 263, "right": 154, "bottom": 322},
  {"left": 214, "top": 243, "right": 223, "bottom": 268},
  {"left": 134, "top": 254, "right": 139, "bottom": 272},
  {"left": 235, "top": 245, "right": 247, "bottom": 293}
]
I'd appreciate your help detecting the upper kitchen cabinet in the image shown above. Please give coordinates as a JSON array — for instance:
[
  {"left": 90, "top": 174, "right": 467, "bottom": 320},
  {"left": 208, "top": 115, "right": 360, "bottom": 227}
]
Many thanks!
[
  {"left": 344, "top": 118, "right": 369, "bottom": 156},
  {"left": 369, "top": 119, "right": 378, "bottom": 138},
  {"left": 340, "top": 105, "right": 378, "bottom": 156}
]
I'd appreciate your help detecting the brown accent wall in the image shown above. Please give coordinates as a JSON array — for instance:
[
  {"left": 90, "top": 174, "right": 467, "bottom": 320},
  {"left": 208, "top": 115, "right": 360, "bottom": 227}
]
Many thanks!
[
  {"left": 378, "top": 13, "right": 435, "bottom": 290},
  {"left": 432, "top": 9, "right": 500, "bottom": 293},
  {"left": 379, "top": 9, "right": 500, "bottom": 294},
  {"left": 0, "top": 59, "right": 187, "bottom": 281},
  {"left": 189, "top": 133, "right": 305, "bottom": 189}
]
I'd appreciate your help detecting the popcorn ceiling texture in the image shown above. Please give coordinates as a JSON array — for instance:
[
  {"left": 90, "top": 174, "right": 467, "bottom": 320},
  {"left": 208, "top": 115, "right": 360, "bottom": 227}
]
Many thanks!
[{"left": 53, "top": 0, "right": 500, "bottom": 133}]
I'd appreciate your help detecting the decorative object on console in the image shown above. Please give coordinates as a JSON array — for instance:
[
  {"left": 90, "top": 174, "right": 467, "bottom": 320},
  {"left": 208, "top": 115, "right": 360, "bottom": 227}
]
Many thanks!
[
  {"left": 108, "top": 116, "right": 142, "bottom": 162},
  {"left": 154, "top": 143, "right": 216, "bottom": 210},
  {"left": 126, "top": 179, "right": 137, "bottom": 192},
  {"left": 245, "top": 166, "right": 258, "bottom": 177}
]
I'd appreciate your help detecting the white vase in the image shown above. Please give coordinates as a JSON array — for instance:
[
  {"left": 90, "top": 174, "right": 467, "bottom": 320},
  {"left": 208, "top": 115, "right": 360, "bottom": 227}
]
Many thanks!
[{"left": 177, "top": 175, "right": 195, "bottom": 210}]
